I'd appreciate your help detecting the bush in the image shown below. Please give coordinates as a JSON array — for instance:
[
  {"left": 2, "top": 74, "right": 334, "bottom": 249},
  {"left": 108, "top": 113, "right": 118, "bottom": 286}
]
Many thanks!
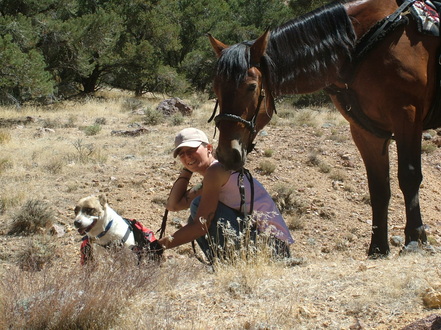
[
  {"left": 170, "top": 113, "right": 184, "bottom": 126},
  {"left": 9, "top": 199, "right": 54, "bottom": 235},
  {"left": 263, "top": 149, "right": 273, "bottom": 157},
  {"left": 81, "top": 124, "right": 102, "bottom": 136},
  {"left": 17, "top": 235, "right": 57, "bottom": 271},
  {"left": 257, "top": 160, "right": 276, "bottom": 175},
  {"left": 144, "top": 108, "right": 164, "bottom": 126},
  {"left": 272, "top": 184, "right": 308, "bottom": 216}
]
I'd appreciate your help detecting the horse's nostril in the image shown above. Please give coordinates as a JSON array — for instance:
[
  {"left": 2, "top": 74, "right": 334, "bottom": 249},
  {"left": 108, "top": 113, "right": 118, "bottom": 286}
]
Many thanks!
[{"left": 216, "top": 144, "right": 245, "bottom": 170}]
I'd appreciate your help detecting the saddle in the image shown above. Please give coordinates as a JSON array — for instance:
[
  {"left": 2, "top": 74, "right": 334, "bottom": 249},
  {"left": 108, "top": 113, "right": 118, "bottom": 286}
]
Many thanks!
[{"left": 411, "top": 0, "right": 440, "bottom": 36}]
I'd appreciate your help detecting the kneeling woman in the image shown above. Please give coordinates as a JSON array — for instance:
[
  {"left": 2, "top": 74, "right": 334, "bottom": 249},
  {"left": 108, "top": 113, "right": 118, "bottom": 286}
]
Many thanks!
[{"left": 157, "top": 128, "right": 294, "bottom": 263}]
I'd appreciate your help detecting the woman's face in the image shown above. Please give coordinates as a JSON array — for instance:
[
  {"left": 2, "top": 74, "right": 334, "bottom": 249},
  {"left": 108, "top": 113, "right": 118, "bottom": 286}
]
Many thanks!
[{"left": 177, "top": 144, "right": 212, "bottom": 172}]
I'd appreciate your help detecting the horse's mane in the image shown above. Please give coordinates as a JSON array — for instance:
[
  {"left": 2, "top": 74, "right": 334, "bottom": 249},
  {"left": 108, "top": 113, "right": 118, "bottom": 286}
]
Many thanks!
[
  {"left": 216, "top": 41, "right": 254, "bottom": 86},
  {"left": 215, "top": 1, "right": 356, "bottom": 92}
]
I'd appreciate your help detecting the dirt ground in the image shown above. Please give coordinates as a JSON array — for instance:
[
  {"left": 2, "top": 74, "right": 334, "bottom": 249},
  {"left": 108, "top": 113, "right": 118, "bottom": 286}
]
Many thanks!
[{"left": 0, "top": 96, "right": 440, "bottom": 329}]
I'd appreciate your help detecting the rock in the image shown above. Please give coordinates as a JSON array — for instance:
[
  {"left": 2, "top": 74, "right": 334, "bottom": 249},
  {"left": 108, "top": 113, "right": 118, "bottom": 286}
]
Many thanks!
[
  {"left": 423, "top": 284, "right": 441, "bottom": 309},
  {"left": 423, "top": 132, "right": 433, "bottom": 140},
  {"left": 156, "top": 97, "right": 192, "bottom": 116},
  {"left": 111, "top": 127, "right": 149, "bottom": 137},
  {"left": 401, "top": 314, "right": 441, "bottom": 329},
  {"left": 49, "top": 224, "right": 65, "bottom": 237},
  {"left": 390, "top": 235, "right": 404, "bottom": 247}
]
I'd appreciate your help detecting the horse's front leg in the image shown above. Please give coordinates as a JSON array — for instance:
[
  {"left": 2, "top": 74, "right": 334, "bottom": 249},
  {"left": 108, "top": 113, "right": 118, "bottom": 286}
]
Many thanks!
[
  {"left": 350, "top": 125, "right": 391, "bottom": 256},
  {"left": 394, "top": 129, "right": 427, "bottom": 247}
]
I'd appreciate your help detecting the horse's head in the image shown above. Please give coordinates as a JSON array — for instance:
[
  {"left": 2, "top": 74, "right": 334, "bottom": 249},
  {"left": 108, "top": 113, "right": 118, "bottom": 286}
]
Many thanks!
[{"left": 208, "top": 31, "right": 275, "bottom": 171}]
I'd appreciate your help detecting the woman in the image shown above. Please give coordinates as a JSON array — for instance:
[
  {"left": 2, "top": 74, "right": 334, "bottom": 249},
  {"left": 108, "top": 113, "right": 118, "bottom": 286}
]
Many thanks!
[{"left": 157, "top": 127, "right": 294, "bottom": 262}]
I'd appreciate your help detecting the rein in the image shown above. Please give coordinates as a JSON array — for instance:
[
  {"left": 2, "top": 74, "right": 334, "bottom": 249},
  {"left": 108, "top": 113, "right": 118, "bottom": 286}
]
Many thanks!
[{"left": 237, "top": 168, "right": 254, "bottom": 218}]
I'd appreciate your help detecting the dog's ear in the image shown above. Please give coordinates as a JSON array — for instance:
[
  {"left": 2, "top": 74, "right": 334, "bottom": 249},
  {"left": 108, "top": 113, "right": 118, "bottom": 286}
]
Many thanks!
[{"left": 98, "top": 194, "right": 108, "bottom": 207}]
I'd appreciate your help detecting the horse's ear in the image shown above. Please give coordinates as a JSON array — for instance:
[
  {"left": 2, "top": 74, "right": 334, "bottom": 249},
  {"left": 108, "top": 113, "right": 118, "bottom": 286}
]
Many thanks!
[
  {"left": 208, "top": 33, "right": 228, "bottom": 58},
  {"left": 250, "top": 29, "right": 270, "bottom": 66}
]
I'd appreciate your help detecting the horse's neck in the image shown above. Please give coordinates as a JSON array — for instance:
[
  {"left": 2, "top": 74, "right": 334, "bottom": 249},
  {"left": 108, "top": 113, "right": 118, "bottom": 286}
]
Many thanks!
[
  {"left": 344, "top": 0, "right": 398, "bottom": 38},
  {"left": 266, "top": 2, "right": 356, "bottom": 95},
  {"left": 270, "top": 0, "right": 400, "bottom": 95},
  {"left": 278, "top": 71, "right": 341, "bottom": 95}
]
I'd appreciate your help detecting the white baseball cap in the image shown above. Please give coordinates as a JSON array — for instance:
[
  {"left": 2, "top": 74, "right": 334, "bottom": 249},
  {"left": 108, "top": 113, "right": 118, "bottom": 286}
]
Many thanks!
[{"left": 173, "top": 128, "right": 209, "bottom": 158}]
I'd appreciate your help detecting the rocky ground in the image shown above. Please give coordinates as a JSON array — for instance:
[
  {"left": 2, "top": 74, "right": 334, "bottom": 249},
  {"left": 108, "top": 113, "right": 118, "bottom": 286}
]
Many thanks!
[{"left": 0, "top": 95, "right": 441, "bottom": 329}]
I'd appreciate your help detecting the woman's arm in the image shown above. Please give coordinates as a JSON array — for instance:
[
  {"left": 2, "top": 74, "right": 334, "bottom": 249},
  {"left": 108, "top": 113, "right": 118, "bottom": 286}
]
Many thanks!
[
  {"left": 166, "top": 169, "right": 202, "bottom": 211},
  {"left": 159, "top": 165, "right": 229, "bottom": 249}
]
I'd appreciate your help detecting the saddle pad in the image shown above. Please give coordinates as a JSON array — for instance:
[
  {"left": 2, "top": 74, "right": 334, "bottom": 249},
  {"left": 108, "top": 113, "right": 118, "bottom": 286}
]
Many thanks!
[{"left": 411, "top": 0, "right": 440, "bottom": 36}]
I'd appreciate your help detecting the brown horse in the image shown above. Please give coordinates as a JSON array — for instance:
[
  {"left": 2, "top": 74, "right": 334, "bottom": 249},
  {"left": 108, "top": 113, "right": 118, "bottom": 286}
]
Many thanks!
[{"left": 208, "top": 0, "right": 441, "bottom": 256}]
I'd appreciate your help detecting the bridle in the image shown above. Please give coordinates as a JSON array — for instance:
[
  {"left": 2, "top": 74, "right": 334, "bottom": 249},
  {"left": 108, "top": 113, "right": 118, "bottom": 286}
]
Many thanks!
[{"left": 208, "top": 85, "right": 266, "bottom": 153}]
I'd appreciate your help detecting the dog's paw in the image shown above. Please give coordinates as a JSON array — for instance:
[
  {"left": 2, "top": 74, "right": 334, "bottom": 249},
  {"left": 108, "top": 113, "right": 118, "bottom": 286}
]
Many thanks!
[{"left": 148, "top": 240, "right": 165, "bottom": 257}]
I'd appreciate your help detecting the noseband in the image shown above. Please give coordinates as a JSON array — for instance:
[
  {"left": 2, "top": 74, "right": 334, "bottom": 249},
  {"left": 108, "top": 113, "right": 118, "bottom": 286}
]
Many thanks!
[{"left": 208, "top": 88, "right": 265, "bottom": 153}]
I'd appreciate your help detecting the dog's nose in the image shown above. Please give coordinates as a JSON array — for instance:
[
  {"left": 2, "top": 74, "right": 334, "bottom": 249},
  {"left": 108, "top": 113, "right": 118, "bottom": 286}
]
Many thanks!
[{"left": 74, "top": 219, "right": 82, "bottom": 228}]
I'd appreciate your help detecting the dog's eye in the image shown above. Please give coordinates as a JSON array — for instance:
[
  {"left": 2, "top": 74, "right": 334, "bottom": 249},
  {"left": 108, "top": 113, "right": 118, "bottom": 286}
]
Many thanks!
[
  {"left": 84, "top": 208, "right": 94, "bottom": 214},
  {"left": 74, "top": 206, "right": 80, "bottom": 215}
]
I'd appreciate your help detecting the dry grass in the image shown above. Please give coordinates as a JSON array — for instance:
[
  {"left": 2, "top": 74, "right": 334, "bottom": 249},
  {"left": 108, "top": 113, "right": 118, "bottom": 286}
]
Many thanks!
[
  {"left": 1, "top": 252, "right": 160, "bottom": 329},
  {"left": 0, "top": 91, "right": 440, "bottom": 329}
]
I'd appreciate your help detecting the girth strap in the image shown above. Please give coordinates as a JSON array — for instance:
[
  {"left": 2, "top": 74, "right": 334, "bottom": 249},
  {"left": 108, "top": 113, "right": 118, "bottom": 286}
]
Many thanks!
[{"left": 325, "top": 1, "right": 415, "bottom": 141}]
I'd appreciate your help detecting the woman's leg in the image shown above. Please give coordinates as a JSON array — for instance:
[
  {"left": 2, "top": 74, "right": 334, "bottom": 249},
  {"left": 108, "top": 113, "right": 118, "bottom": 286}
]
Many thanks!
[{"left": 189, "top": 197, "right": 244, "bottom": 262}]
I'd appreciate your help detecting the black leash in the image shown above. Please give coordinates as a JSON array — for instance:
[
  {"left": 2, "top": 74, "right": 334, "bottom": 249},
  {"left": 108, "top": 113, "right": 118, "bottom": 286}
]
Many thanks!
[
  {"left": 157, "top": 209, "right": 168, "bottom": 239},
  {"left": 163, "top": 169, "right": 256, "bottom": 265}
]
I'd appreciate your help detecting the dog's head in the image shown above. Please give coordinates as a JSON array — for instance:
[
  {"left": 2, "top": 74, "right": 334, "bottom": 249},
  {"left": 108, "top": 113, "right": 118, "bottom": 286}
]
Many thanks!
[{"left": 74, "top": 194, "right": 108, "bottom": 235}]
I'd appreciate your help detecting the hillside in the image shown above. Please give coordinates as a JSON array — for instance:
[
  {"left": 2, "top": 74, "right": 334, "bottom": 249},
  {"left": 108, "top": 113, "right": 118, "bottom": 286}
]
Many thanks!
[{"left": 0, "top": 92, "right": 440, "bottom": 329}]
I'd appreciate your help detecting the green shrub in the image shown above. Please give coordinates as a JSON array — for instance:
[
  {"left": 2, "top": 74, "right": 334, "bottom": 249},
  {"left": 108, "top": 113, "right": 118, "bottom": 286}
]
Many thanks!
[
  {"left": 170, "top": 113, "right": 184, "bottom": 126},
  {"left": 421, "top": 141, "right": 437, "bottom": 154},
  {"left": 258, "top": 160, "right": 276, "bottom": 175},
  {"left": 81, "top": 124, "right": 101, "bottom": 136},
  {"left": 144, "top": 108, "right": 164, "bottom": 125}
]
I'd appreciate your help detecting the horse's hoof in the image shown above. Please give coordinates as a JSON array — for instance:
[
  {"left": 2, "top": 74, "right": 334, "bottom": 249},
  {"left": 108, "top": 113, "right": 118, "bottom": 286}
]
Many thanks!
[{"left": 368, "top": 246, "right": 389, "bottom": 259}]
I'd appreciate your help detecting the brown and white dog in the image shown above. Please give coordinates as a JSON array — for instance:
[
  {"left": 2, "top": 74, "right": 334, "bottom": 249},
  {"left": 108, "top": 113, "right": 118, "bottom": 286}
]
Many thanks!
[{"left": 73, "top": 194, "right": 160, "bottom": 264}]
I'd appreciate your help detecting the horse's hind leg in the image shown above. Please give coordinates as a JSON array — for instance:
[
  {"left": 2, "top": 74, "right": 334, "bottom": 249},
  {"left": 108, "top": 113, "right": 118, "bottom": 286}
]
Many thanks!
[
  {"left": 350, "top": 125, "right": 391, "bottom": 256},
  {"left": 394, "top": 129, "right": 428, "bottom": 246}
]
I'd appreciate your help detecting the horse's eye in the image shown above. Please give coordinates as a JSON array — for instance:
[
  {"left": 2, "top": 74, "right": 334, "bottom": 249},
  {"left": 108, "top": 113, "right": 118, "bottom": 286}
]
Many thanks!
[{"left": 247, "top": 83, "right": 257, "bottom": 92}]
